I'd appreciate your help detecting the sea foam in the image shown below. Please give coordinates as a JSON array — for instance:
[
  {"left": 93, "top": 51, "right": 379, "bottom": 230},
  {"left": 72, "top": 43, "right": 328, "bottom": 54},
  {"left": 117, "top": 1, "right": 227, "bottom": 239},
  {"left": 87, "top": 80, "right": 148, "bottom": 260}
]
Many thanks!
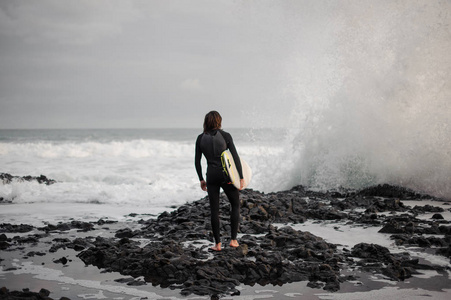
[
  {"left": 250, "top": 1, "right": 451, "bottom": 199},
  {"left": 0, "top": 139, "right": 203, "bottom": 206}
]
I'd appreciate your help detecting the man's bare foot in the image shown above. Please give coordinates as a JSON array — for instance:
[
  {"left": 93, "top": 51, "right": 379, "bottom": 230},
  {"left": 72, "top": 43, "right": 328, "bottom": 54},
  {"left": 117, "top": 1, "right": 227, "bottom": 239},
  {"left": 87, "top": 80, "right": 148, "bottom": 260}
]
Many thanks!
[
  {"left": 229, "top": 240, "right": 239, "bottom": 248},
  {"left": 211, "top": 243, "right": 221, "bottom": 251}
]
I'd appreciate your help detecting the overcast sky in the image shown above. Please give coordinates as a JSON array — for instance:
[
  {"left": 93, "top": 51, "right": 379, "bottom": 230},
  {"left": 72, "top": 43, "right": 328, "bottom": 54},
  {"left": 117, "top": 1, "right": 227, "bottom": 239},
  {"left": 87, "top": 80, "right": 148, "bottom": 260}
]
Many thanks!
[
  {"left": 1, "top": 1, "right": 449, "bottom": 130},
  {"left": 0, "top": 0, "right": 318, "bottom": 129}
]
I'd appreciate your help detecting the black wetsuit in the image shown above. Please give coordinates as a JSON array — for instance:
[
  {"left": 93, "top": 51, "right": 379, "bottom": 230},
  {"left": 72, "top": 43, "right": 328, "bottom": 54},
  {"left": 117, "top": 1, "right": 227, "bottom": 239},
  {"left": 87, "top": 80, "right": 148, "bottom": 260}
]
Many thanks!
[{"left": 195, "top": 129, "right": 243, "bottom": 244}]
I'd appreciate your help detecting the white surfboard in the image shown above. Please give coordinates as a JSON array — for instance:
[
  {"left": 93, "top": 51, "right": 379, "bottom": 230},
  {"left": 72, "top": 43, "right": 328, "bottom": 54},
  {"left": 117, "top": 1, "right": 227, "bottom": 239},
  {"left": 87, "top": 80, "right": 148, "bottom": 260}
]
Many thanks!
[{"left": 221, "top": 150, "right": 252, "bottom": 189}]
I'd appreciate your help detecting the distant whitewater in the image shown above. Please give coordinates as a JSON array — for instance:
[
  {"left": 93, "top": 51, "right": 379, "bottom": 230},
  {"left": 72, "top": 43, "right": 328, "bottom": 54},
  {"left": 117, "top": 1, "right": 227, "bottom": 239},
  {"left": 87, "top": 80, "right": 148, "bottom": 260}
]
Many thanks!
[
  {"left": 0, "top": 123, "right": 450, "bottom": 215},
  {"left": 0, "top": 128, "right": 284, "bottom": 210}
]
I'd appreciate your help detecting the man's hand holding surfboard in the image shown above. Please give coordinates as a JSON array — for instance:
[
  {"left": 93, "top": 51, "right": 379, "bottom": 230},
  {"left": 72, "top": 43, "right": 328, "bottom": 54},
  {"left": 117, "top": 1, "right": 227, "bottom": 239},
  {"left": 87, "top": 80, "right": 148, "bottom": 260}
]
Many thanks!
[
  {"left": 200, "top": 180, "right": 207, "bottom": 191},
  {"left": 221, "top": 150, "right": 252, "bottom": 190}
]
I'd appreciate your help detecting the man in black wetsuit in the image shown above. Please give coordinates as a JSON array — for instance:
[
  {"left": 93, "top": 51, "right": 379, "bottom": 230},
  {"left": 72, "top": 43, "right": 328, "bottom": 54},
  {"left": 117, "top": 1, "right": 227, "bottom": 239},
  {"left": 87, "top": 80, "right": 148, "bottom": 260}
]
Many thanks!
[{"left": 195, "top": 111, "right": 244, "bottom": 251}]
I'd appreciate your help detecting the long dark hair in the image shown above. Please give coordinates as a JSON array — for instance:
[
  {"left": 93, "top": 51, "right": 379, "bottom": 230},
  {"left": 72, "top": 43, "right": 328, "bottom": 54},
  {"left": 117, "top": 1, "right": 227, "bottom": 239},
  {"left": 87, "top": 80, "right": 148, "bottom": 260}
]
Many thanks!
[{"left": 203, "top": 111, "right": 222, "bottom": 133}]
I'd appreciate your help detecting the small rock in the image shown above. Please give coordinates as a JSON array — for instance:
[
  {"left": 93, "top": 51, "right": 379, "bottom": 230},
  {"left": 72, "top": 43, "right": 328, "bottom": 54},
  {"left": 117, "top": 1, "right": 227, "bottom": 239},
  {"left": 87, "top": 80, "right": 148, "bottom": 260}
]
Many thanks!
[{"left": 431, "top": 213, "right": 444, "bottom": 220}]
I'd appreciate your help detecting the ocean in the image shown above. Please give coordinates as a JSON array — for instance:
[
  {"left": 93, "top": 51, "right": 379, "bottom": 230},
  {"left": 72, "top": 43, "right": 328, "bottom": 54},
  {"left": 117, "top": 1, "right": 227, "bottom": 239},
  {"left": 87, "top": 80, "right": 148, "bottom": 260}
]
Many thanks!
[
  {"left": 1, "top": 125, "right": 450, "bottom": 226},
  {"left": 0, "top": 128, "right": 286, "bottom": 225}
]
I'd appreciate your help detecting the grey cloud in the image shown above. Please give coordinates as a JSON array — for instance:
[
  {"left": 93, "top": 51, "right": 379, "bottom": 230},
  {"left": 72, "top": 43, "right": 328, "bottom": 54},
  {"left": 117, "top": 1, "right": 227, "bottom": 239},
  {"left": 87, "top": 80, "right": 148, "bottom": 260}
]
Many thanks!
[
  {"left": 0, "top": 0, "right": 141, "bottom": 44},
  {"left": 0, "top": 0, "right": 325, "bottom": 129}
]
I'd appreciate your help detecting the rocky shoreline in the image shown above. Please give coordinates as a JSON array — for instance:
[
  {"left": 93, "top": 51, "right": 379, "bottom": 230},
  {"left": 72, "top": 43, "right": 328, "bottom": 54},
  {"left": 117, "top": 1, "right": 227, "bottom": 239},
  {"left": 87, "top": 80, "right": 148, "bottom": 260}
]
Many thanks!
[
  {"left": 1, "top": 176, "right": 450, "bottom": 299},
  {"left": 0, "top": 173, "right": 56, "bottom": 187}
]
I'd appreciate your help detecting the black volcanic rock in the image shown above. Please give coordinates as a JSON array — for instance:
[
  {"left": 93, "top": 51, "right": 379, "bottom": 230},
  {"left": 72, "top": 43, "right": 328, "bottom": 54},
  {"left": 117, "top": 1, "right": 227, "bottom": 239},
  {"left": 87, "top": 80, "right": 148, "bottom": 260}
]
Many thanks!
[
  {"left": 0, "top": 287, "right": 62, "bottom": 299},
  {"left": 0, "top": 223, "right": 34, "bottom": 233},
  {"left": 39, "top": 221, "right": 94, "bottom": 233},
  {"left": 432, "top": 213, "right": 445, "bottom": 220},
  {"left": 357, "top": 184, "right": 433, "bottom": 200},
  {"left": 77, "top": 221, "right": 343, "bottom": 296},
  {"left": 73, "top": 184, "right": 450, "bottom": 296},
  {"left": 0, "top": 173, "right": 56, "bottom": 185},
  {"left": 349, "top": 243, "right": 422, "bottom": 281},
  {"left": 37, "top": 183, "right": 449, "bottom": 297}
]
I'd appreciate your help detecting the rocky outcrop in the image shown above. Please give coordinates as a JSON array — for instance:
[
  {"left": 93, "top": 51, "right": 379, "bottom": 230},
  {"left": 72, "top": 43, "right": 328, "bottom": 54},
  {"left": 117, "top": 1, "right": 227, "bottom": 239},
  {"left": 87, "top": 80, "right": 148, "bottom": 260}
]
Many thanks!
[
  {"left": 75, "top": 184, "right": 450, "bottom": 297},
  {"left": 0, "top": 173, "right": 56, "bottom": 185},
  {"left": 0, "top": 287, "right": 69, "bottom": 300},
  {"left": 0, "top": 173, "right": 56, "bottom": 202},
  {"left": 2, "top": 183, "right": 449, "bottom": 298},
  {"left": 78, "top": 226, "right": 343, "bottom": 296}
]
